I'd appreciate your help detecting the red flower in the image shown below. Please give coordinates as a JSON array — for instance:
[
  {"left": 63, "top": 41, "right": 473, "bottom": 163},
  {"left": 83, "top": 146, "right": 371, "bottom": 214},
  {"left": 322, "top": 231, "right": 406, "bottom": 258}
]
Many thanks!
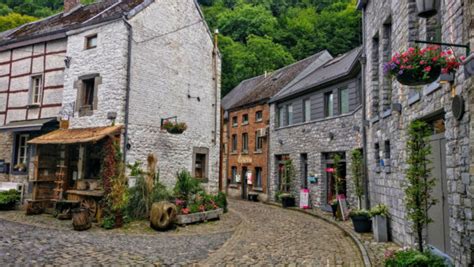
[
  {"left": 424, "top": 66, "right": 432, "bottom": 72},
  {"left": 182, "top": 208, "right": 190, "bottom": 215},
  {"left": 420, "top": 60, "right": 426, "bottom": 65}
]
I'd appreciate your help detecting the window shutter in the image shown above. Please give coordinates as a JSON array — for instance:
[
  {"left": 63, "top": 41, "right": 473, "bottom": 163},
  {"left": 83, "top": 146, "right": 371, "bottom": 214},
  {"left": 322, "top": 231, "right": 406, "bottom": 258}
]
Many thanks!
[{"left": 75, "top": 80, "right": 83, "bottom": 112}]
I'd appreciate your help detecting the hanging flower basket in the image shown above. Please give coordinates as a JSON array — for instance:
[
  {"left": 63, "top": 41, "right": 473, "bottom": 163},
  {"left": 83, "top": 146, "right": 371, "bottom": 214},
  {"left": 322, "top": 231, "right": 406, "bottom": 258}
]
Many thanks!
[
  {"left": 163, "top": 121, "right": 187, "bottom": 134},
  {"left": 384, "top": 46, "right": 464, "bottom": 87}
]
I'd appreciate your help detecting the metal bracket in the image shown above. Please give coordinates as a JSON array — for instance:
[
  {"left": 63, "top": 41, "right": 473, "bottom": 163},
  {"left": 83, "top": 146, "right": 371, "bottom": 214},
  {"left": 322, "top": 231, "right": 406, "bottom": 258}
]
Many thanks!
[{"left": 414, "top": 40, "right": 470, "bottom": 56}]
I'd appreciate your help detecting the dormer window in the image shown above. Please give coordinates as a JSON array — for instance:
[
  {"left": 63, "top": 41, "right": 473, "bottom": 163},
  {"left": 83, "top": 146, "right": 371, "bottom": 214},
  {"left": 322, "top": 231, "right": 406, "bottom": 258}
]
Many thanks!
[{"left": 85, "top": 34, "right": 97, "bottom": 50}]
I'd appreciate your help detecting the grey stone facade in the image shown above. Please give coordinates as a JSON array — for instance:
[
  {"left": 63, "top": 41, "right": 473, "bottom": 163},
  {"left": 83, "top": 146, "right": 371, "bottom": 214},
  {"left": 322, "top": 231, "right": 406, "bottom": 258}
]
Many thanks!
[{"left": 360, "top": 0, "right": 473, "bottom": 265}]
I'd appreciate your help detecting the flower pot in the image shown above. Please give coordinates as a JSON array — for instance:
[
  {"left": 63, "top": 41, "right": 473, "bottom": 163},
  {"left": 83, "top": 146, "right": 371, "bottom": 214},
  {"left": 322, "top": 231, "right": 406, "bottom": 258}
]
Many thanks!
[
  {"left": 416, "top": 0, "right": 439, "bottom": 18},
  {"left": 396, "top": 66, "right": 441, "bottom": 86},
  {"left": 281, "top": 196, "right": 295, "bottom": 208},
  {"left": 166, "top": 128, "right": 185, "bottom": 134},
  {"left": 373, "top": 215, "right": 388, "bottom": 242},
  {"left": 350, "top": 215, "right": 372, "bottom": 233}
]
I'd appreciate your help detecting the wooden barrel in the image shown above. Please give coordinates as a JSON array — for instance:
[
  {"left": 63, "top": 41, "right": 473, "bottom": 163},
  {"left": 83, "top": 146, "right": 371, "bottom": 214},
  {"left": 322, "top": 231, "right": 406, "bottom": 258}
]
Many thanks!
[{"left": 72, "top": 208, "right": 91, "bottom": 231}]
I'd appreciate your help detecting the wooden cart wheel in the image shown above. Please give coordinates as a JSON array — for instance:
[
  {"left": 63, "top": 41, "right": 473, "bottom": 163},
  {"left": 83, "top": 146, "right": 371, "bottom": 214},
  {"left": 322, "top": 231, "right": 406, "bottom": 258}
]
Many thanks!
[{"left": 80, "top": 198, "right": 97, "bottom": 219}]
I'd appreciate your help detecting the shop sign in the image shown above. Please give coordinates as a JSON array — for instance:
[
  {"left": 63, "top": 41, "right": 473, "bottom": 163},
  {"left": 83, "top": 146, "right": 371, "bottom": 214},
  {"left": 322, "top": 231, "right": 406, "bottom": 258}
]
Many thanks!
[
  {"left": 300, "top": 189, "right": 310, "bottom": 209},
  {"left": 238, "top": 155, "right": 252, "bottom": 164},
  {"left": 246, "top": 171, "right": 253, "bottom": 185},
  {"left": 325, "top": 167, "right": 335, "bottom": 173}
]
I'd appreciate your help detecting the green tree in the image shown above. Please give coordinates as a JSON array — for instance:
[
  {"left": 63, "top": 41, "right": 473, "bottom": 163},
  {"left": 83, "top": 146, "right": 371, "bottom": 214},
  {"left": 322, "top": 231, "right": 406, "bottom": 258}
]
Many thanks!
[
  {"left": 405, "top": 120, "right": 436, "bottom": 252},
  {"left": 351, "top": 149, "right": 364, "bottom": 209},
  {"left": 0, "top": 12, "right": 35, "bottom": 32}
]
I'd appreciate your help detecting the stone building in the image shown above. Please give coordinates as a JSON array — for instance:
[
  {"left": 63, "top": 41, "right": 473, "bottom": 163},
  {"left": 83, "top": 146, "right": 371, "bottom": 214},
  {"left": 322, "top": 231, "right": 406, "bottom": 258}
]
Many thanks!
[
  {"left": 0, "top": 0, "right": 220, "bottom": 195},
  {"left": 358, "top": 0, "right": 473, "bottom": 265},
  {"left": 220, "top": 51, "right": 328, "bottom": 200},
  {"left": 268, "top": 47, "right": 363, "bottom": 210}
]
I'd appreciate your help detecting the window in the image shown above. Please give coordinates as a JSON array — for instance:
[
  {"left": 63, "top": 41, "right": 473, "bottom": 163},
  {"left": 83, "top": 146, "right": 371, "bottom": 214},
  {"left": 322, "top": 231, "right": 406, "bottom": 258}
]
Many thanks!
[
  {"left": 255, "top": 111, "right": 263, "bottom": 122},
  {"left": 85, "top": 34, "right": 97, "bottom": 49},
  {"left": 242, "top": 133, "right": 248, "bottom": 152},
  {"left": 232, "top": 116, "right": 238, "bottom": 127},
  {"left": 286, "top": 104, "right": 293, "bottom": 125},
  {"left": 255, "top": 167, "right": 263, "bottom": 188},
  {"left": 242, "top": 114, "right": 249, "bottom": 124},
  {"left": 303, "top": 99, "right": 311, "bottom": 122},
  {"left": 231, "top": 134, "right": 237, "bottom": 152},
  {"left": 255, "top": 131, "right": 263, "bottom": 152},
  {"left": 384, "top": 140, "right": 391, "bottom": 159},
  {"left": 374, "top": 143, "right": 381, "bottom": 169},
  {"left": 277, "top": 107, "right": 284, "bottom": 127},
  {"left": 194, "top": 153, "right": 207, "bottom": 179},
  {"left": 82, "top": 78, "right": 95, "bottom": 107},
  {"left": 324, "top": 92, "right": 334, "bottom": 117},
  {"left": 13, "top": 134, "right": 29, "bottom": 172},
  {"left": 339, "top": 88, "right": 349, "bottom": 114},
  {"left": 231, "top": 166, "right": 237, "bottom": 183},
  {"left": 30, "top": 75, "right": 42, "bottom": 105},
  {"left": 382, "top": 20, "right": 393, "bottom": 112}
]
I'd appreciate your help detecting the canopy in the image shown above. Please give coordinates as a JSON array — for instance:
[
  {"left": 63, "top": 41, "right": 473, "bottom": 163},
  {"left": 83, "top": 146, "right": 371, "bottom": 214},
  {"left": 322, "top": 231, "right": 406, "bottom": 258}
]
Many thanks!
[
  {"left": 28, "top": 125, "right": 122, "bottom": 145},
  {"left": 0, "top": 118, "right": 57, "bottom": 132}
]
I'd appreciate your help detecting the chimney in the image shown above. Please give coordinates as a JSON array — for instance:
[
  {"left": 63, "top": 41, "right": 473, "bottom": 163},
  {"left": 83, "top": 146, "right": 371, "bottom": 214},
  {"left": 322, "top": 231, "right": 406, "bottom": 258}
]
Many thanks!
[{"left": 64, "top": 0, "right": 81, "bottom": 13}]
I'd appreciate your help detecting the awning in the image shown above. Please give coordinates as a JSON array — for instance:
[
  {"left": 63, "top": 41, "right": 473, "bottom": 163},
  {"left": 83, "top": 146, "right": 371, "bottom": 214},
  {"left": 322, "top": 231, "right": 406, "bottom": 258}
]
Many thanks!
[
  {"left": 28, "top": 125, "right": 123, "bottom": 145},
  {"left": 0, "top": 118, "right": 57, "bottom": 132}
]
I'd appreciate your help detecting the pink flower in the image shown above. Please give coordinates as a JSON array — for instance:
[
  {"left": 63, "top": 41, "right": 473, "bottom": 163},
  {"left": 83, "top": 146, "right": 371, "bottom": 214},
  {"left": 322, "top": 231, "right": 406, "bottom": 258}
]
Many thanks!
[
  {"left": 182, "top": 208, "right": 190, "bottom": 215},
  {"left": 442, "top": 68, "right": 448, "bottom": 74},
  {"left": 460, "top": 56, "right": 466, "bottom": 61},
  {"left": 420, "top": 60, "right": 426, "bottom": 65},
  {"left": 424, "top": 66, "right": 432, "bottom": 72},
  {"left": 408, "top": 47, "right": 415, "bottom": 53}
]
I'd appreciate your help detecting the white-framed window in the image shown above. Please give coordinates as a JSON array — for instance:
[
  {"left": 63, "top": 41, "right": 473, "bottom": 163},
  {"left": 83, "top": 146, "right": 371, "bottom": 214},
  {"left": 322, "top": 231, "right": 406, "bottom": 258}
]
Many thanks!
[
  {"left": 255, "top": 167, "right": 262, "bottom": 188},
  {"left": 339, "top": 87, "right": 349, "bottom": 114},
  {"left": 286, "top": 104, "right": 293, "bottom": 125},
  {"left": 242, "top": 114, "right": 249, "bottom": 125},
  {"left": 325, "top": 92, "right": 334, "bottom": 117},
  {"left": 303, "top": 99, "right": 311, "bottom": 122},
  {"left": 277, "top": 107, "right": 284, "bottom": 127},
  {"left": 14, "top": 134, "right": 29, "bottom": 172},
  {"left": 30, "top": 75, "right": 43, "bottom": 105},
  {"left": 255, "top": 111, "right": 263, "bottom": 122},
  {"left": 255, "top": 131, "right": 263, "bottom": 152},
  {"left": 85, "top": 34, "right": 98, "bottom": 49},
  {"left": 242, "top": 133, "right": 248, "bottom": 152},
  {"left": 232, "top": 116, "right": 238, "bottom": 127}
]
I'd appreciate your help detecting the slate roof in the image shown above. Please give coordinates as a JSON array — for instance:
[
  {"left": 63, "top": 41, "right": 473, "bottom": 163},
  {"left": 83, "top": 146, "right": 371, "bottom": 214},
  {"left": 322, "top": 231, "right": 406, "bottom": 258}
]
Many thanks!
[
  {"left": 223, "top": 50, "right": 332, "bottom": 111},
  {"left": 270, "top": 47, "right": 362, "bottom": 103},
  {"left": 0, "top": 0, "right": 146, "bottom": 46}
]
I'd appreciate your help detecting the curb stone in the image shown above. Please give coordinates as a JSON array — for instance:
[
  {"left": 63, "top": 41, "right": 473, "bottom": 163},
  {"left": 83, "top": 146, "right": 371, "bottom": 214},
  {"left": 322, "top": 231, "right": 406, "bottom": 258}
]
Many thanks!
[{"left": 264, "top": 201, "right": 372, "bottom": 267}]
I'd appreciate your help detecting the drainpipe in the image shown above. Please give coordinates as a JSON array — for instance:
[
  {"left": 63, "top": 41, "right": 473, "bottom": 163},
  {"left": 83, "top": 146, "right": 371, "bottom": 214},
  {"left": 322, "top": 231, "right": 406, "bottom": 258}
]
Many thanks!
[
  {"left": 122, "top": 17, "right": 133, "bottom": 163},
  {"left": 212, "top": 30, "right": 219, "bottom": 145},
  {"left": 266, "top": 106, "right": 271, "bottom": 201},
  {"left": 360, "top": 6, "right": 371, "bottom": 209}
]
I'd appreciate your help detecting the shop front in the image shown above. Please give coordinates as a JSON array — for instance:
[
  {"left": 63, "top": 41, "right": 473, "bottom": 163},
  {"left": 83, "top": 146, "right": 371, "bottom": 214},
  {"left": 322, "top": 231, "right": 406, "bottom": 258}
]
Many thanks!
[{"left": 26, "top": 125, "right": 122, "bottom": 220}]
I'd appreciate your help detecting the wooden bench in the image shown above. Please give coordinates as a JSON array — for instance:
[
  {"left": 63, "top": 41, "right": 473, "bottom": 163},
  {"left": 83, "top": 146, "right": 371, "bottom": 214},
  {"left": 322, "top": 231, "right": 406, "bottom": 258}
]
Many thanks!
[{"left": 248, "top": 192, "right": 259, "bottom": 202}]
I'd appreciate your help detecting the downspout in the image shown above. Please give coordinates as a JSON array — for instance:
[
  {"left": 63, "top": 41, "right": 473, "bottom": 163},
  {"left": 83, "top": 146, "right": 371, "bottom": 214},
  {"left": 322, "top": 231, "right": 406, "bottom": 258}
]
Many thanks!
[
  {"left": 213, "top": 30, "right": 219, "bottom": 145},
  {"left": 360, "top": 6, "right": 371, "bottom": 209},
  {"left": 266, "top": 104, "right": 271, "bottom": 201},
  {"left": 123, "top": 17, "right": 133, "bottom": 163}
]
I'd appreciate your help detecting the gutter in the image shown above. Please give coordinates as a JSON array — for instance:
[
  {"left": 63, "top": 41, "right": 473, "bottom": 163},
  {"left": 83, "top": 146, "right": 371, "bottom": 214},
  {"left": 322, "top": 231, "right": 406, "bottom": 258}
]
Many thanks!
[
  {"left": 122, "top": 17, "right": 133, "bottom": 163},
  {"left": 360, "top": 6, "right": 371, "bottom": 209}
]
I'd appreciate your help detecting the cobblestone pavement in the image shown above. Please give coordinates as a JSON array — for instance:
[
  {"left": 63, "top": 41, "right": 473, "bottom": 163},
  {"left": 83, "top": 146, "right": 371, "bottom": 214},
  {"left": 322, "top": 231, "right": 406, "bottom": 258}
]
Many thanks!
[
  {"left": 203, "top": 200, "right": 364, "bottom": 266},
  {"left": 0, "top": 200, "right": 364, "bottom": 266}
]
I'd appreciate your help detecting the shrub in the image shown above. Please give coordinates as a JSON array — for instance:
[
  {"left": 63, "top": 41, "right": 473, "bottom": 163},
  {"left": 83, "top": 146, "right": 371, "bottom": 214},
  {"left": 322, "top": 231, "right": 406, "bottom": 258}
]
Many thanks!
[
  {"left": 370, "top": 204, "right": 389, "bottom": 217},
  {"left": 385, "top": 248, "right": 447, "bottom": 267},
  {"left": 0, "top": 189, "right": 20, "bottom": 204},
  {"left": 101, "top": 215, "right": 115, "bottom": 230},
  {"left": 215, "top": 192, "right": 228, "bottom": 213},
  {"left": 174, "top": 170, "right": 203, "bottom": 202},
  {"left": 349, "top": 209, "right": 370, "bottom": 218}
]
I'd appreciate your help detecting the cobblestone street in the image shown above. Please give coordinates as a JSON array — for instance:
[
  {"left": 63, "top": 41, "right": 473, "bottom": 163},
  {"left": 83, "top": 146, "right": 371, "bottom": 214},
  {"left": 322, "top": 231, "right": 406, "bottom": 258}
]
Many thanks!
[{"left": 0, "top": 200, "right": 363, "bottom": 266}]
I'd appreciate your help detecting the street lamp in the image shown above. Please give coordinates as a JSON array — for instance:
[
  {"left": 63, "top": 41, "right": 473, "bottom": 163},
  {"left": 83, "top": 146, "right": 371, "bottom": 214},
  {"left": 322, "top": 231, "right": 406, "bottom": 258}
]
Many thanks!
[{"left": 416, "top": 0, "right": 439, "bottom": 18}]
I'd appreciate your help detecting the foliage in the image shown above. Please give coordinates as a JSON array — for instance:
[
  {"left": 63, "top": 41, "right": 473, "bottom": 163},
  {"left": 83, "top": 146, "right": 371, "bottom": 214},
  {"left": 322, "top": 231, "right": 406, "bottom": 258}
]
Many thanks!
[
  {"left": 127, "top": 161, "right": 143, "bottom": 177},
  {"left": 384, "top": 46, "right": 464, "bottom": 81},
  {"left": 162, "top": 121, "right": 187, "bottom": 134},
  {"left": 384, "top": 248, "right": 447, "bottom": 267},
  {"left": 174, "top": 170, "right": 203, "bottom": 202},
  {"left": 0, "top": 12, "right": 35, "bottom": 31},
  {"left": 215, "top": 191, "right": 228, "bottom": 213},
  {"left": 369, "top": 204, "right": 389, "bottom": 218},
  {"left": 279, "top": 159, "right": 295, "bottom": 194},
  {"left": 333, "top": 154, "right": 344, "bottom": 195},
  {"left": 350, "top": 149, "right": 364, "bottom": 208},
  {"left": 349, "top": 209, "right": 370, "bottom": 218},
  {"left": 101, "top": 215, "right": 115, "bottom": 230},
  {"left": 107, "top": 141, "right": 129, "bottom": 213},
  {"left": 405, "top": 120, "right": 436, "bottom": 252},
  {"left": 0, "top": 189, "right": 20, "bottom": 204}
]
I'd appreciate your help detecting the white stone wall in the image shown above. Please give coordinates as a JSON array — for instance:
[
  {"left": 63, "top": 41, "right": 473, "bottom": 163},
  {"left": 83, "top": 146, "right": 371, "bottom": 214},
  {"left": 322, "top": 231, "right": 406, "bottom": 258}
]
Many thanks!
[
  {"left": 127, "top": 0, "right": 221, "bottom": 192},
  {"left": 62, "top": 21, "right": 129, "bottom": 128}
]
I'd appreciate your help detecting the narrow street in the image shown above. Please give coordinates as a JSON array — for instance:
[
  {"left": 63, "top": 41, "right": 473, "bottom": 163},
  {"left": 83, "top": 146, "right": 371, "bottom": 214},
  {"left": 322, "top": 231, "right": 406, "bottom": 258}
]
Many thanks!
[{"left": 0, "top": 200, "right": 363, "bottom": 266}]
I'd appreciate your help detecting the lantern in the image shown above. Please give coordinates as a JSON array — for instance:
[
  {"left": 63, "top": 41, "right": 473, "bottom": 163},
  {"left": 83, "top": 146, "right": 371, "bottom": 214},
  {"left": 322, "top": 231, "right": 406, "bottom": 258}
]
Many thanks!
[{"left": 416, "top": 0, "right": 439, "bottom": 18}]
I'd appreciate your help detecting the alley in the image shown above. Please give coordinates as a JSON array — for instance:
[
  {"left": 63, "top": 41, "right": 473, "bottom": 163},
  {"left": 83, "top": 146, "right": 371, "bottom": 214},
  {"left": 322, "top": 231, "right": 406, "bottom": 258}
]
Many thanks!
[{"left": 0, "top": 200, "right": 363, "bottom": 266}]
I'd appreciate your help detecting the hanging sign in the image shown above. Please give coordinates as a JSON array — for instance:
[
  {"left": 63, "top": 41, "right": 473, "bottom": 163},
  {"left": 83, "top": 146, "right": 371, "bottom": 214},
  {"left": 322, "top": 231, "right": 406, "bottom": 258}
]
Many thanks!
[
  {"left": 325, "top": 167, "right": 335, "bottom": 173},
  {"left": 300, "top": 189, "right": 310, "bottom": 209},
  {"left": 246, "top": 171, "right": 253, "bottom": 185}
]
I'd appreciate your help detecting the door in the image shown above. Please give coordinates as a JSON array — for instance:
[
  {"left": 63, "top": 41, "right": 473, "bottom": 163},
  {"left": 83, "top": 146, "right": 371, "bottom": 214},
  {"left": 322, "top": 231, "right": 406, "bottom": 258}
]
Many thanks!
[
  {"left": 241, "top": 167, "right": 247, "bottom": 199},
  {"left": 427, "top": 133, "right": 450, "bottom": 254},
  {"left": 301, "top": 154, "right": 308, "bottom": 189}
]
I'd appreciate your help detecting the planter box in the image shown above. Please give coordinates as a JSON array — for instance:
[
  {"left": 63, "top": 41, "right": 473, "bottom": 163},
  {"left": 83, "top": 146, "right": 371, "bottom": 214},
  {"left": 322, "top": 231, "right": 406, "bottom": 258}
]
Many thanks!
[
  {"left": 176, "top": 208, "right": 223, "bottom": 225},
  {"left": 373, "top": 215, "right": 388, "bottom": 242},
  {"left": 350, "top": 215, "right": 372, "bottom": 233},
  {"left": 0, "top": 201, "right": 16, "bottom": 210},
  {"left": 281, "top": 196, "right": 295, "bottom": 208}
]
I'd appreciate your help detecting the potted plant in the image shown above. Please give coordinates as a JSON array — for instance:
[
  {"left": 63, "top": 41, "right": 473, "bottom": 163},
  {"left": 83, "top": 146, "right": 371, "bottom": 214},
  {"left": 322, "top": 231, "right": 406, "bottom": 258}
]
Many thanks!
[
  {"left": 384, "top": 46, "right": 464, "bottom": 87},
  {"left": 280, "top": 193, "right": 296, "bottom": 208},
  {"left": 416, "top": 0, "right": 440, "bottom": 18},
  {"left": 370, "top": 204, "right": 389, "bottom": 242},
  {"left": 384, "top": 248, "right": 448, "bottom": 267},
  {"left": 0, "top": 189, "right": 20, "bottom": 210},
  {"left": 349, "top": 209, "right": 372, "bottom": 233},
  {"left": 163, "top": 120, "right": 187, "bottom": 134}
]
